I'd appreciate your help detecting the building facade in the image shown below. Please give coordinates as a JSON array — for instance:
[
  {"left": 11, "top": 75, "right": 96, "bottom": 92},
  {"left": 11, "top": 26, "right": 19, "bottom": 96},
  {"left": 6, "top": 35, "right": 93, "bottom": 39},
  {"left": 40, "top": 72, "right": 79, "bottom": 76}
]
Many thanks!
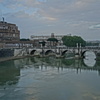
[
  {"left": 0, "top": 20, "right": 20, "bottom": 41},
  {"left": 30, "top": 33, "right": 71, "bottom": 47},
  {"left": 30, "top": 33, "right": 65, "bottom": 41}
]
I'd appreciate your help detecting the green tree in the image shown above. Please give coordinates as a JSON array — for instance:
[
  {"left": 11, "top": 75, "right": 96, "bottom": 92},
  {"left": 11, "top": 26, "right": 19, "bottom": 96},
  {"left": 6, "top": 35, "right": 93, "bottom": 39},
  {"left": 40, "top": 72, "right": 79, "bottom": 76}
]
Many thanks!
[
  {"left": 47, "top": 38, "right": 58, "bottom": 46},
  {"left": 20, "top": 38, "right": 30, "bottom": 41},
  {"left": 62, "top": 36, "right": 86, "bottom": 47},
  {"left": 39, "top": 41, "right": 46, "bottom": 47}
]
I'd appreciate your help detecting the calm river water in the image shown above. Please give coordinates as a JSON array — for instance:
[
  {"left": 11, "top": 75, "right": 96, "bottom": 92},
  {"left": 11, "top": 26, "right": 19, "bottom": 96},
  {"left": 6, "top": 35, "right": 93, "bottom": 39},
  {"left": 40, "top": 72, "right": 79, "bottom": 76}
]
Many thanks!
[{"left": 0, "top": 51, "right": 100, "bottom": 100}]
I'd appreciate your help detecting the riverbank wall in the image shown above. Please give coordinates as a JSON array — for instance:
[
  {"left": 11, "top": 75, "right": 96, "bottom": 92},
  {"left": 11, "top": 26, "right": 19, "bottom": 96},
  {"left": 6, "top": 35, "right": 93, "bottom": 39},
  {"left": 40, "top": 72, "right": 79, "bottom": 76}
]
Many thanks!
[{"left": 0, "top": 48, "right": 30, "bottom": 62}]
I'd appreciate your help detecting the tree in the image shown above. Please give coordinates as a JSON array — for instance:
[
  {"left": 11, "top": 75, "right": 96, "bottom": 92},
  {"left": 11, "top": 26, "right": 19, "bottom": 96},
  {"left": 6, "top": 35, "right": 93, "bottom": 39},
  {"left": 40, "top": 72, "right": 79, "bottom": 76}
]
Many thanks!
[
  {"left": 47, "top": 38, "right": 58, "bottom": 46},
  {"left": 20, "top": 38, "right": 30, "bottom": 41},
  {"left": 62, "top": 36, "right": 86, "bottom": 47},
  {"left": 39, "top": 41, "right": 46, "bottom": 47},
  {"left": 47, "top": 38, "right": 58, "bottom": 42}
]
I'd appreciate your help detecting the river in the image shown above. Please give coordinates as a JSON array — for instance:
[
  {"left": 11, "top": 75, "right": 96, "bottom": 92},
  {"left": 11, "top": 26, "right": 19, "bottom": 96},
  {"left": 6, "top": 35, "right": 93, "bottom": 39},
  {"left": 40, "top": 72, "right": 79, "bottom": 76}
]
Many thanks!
[{"left": 0, "top": 51, "right": 100, "bottom": 100}]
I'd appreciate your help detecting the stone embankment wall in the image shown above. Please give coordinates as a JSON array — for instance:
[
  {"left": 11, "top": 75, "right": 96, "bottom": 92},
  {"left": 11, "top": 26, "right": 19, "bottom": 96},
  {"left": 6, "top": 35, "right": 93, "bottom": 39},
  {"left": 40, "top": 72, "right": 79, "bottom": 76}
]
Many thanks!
[
  {"left": 0, "top": 49, "right": 14, "bottom": 57},
  {"left": 0, "top": 48, "right": 30, "bottom": 62}
]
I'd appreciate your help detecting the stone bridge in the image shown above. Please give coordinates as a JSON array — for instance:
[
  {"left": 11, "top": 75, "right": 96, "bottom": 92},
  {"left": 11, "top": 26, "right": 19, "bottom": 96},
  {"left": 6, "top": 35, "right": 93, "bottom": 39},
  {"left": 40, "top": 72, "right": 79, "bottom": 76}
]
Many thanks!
[
  {"left": 27, "top": 47, "right": 100, "bottom": 58},
  {"left": 28, "top": 47, "right": 72, "bottom": 56},
  {"left": 1, "top": 47, "right": 100, "bottom": 58}
]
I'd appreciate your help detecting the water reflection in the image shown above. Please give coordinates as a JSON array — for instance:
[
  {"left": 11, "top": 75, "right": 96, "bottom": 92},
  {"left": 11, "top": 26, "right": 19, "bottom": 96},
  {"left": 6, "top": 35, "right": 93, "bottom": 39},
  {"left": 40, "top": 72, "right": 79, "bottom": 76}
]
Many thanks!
[
  {"left": 0, "top": 61, "right": 20, "bottom": 86},
  {"left": 0, "top": 52, "right": 100, "bottom": 100},
  {"left": 84, "top": 58, "right": 96, "bottom": 67},
  {"left": 0, "top": 57, "right": 100, "bottom": 85},
  {"left": 0, "top": 54, "right": 100, "bottom": 87},
  {"left": 83, "top": 51, "right": 96, "bottom": 67},
  {"left": 13, "top": 56, "right": 100, "bottom": 75}
]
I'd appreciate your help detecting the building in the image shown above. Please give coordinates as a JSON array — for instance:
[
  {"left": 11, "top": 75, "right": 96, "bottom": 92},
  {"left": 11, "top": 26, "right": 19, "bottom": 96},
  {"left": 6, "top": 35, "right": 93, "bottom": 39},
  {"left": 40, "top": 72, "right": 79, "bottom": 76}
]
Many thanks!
[
  {"left": 30, "top": 33, "right": 71, "bottom": 47},
  {"left": 86, "top": 40, "right": 100, "bottom": 47},
  {"left": 30, "top": 33, "right": 65, "bottom": 41},
  {"left": 0, "top": 19, "right": 20, "bottom": 41}
]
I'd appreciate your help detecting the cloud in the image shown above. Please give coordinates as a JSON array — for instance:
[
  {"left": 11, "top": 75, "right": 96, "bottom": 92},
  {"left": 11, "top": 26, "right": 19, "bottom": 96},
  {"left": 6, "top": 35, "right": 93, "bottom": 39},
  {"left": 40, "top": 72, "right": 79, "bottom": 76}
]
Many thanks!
[
  {"left": 1, "top": 0, "right": 100, "bottom": 22},
  {"left": 23, "top": 0, "right": 44, "bottom": 7},
  {"left": 1, "top": 0, "right": 100, "bottom": 40},
  {"left": 31, "top": 0, "right": 100, "bottom": 22},
  {"left": 42, "top": 17, "right": 57, "bottom": 21},
  {"left": 0, "top": 0, "right": 2, "bottom": 2},
  {"left": 89, "top": 24, "right": 100, "bottom": 29}
]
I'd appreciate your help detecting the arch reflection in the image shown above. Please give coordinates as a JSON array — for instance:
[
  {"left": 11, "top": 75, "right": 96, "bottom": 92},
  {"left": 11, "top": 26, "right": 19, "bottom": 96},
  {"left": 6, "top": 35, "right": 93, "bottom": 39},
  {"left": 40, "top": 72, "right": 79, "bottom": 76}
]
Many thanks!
[{"left": 28, "top": 56, "right": 100, "bottom": 72}]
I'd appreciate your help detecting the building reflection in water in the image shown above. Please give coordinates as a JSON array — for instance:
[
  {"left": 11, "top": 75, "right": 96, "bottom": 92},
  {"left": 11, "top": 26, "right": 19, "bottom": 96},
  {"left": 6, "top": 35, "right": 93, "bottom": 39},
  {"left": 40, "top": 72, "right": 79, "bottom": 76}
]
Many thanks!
[{"left": 0, "top": 60, "right": 20, "bottom": 86}]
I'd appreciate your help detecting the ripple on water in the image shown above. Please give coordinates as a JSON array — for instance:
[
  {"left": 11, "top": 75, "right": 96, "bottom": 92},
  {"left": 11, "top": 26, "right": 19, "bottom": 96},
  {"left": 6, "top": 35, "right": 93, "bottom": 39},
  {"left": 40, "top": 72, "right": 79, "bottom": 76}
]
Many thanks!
[{"left": 0, "top": 93, "right": 5, "bottom": 97}]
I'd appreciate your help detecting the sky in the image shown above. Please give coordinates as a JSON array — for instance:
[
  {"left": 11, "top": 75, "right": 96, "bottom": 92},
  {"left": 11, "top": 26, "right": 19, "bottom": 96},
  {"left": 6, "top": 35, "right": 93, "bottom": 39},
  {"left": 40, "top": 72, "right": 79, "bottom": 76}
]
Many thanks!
[{"left": 0, "top": 0, "right": 100, "bottom": 41}]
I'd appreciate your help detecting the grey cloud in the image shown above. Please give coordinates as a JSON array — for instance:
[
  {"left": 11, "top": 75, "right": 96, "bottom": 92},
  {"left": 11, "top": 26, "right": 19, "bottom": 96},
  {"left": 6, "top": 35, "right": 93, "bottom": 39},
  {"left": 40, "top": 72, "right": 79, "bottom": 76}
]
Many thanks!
[
  {"left": 89, "top": 24, "right": 100, "bottom": 29},
  {"left": 36, "top": 0, "right": 100, "bottom": 22},
  {"left": 1, "top": 0, "right": 100, "bottom": 40}
]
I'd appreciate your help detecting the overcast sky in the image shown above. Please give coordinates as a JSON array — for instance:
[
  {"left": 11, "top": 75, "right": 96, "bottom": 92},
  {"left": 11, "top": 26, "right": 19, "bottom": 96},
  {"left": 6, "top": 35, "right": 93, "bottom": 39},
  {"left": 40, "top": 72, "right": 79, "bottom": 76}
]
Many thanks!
[{"left": 0, "top": 0, "right": 100, "bottom": 40}]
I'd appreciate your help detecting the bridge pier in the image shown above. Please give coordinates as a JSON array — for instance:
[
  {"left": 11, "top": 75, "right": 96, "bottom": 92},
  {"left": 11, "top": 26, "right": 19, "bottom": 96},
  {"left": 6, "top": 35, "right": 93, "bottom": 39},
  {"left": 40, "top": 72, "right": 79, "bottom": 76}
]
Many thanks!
[
  {"left": 96, "top": 52, "right": 100, "bottom": 60},
  {"left": 74, "top": 43, "right": 83, "bottom": 58}
]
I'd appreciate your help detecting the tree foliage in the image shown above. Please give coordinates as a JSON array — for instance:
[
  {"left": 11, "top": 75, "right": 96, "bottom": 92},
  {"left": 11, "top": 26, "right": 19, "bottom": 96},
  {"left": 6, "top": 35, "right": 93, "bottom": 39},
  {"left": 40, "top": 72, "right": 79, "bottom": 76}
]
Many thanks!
[
  {"left": 39, "top": 41, "right": 46, "bottom": 47},
  {"left": 20, "top": 38, "right": 30, "bottom": 41},
  {"left": 47, "top": 37, "right": 58, "bottom": 46},
  {"left": 62, "top": 36, "right": 86, "bottom": 47},
  {"left": 47, "top": 38, "right": 58, "bottom": 42}
]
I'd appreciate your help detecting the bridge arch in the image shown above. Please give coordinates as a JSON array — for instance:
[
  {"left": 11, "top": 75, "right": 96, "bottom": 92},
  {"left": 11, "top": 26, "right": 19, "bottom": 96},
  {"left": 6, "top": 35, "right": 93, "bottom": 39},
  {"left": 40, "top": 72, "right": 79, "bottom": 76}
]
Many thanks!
[
  {"left": 45, "top": 50, "right": 54, "bottom": 55},
  {"left": 81, "top": 50, "right": 96, "bottom": 58},
  {"left": 30, "top": 50, "right": 37, "bottom": 55},
  {"left": 62, "top": 50, "right": 73, "bottom": 56},
  {"left": 62, "top": 50, "right": 68, "bottom": 56}
]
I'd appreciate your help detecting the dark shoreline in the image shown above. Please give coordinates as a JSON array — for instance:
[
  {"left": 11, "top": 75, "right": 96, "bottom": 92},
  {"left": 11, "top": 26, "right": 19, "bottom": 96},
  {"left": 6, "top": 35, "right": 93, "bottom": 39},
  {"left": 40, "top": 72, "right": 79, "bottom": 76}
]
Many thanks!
[{"left": 0, "top": 55, "right": 33, "bottom": 62}]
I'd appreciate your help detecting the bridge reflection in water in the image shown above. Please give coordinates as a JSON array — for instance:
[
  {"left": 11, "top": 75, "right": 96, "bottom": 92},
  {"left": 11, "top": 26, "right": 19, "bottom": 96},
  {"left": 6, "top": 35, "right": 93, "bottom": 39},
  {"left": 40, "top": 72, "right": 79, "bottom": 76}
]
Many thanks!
[
  {"left": 19, "top": 56, "right": 100, "bottom": 74},
  {"left": 0, "top": 52, "right": 100, "bottom": 100}
]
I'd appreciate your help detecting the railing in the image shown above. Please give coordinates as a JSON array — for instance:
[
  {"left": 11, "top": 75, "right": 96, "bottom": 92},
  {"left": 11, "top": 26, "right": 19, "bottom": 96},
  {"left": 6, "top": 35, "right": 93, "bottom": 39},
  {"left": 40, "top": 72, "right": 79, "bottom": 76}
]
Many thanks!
[{"left": 1, "top": 44, "right": 100, "bottom": 50}]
